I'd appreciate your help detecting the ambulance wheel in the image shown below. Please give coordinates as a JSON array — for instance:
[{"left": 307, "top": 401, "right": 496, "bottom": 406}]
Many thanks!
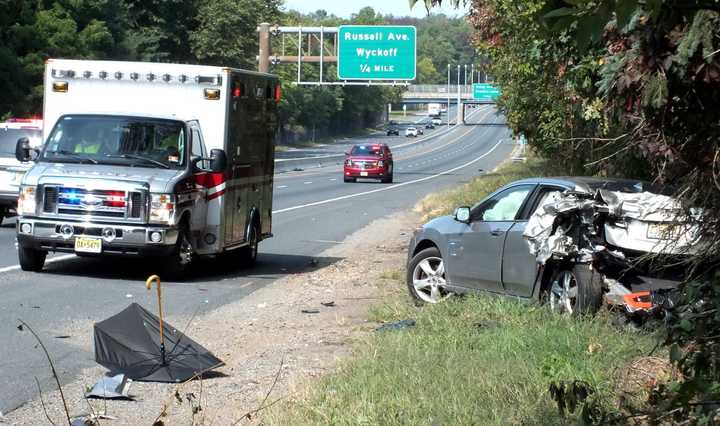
[
  {"left": 240, "top": 222, "right": 259, "bottom": 266},
  {"left": 165, "top": 224, "right": 193, "bottom": 280},
  {"left": 19, "top": 246, "right": 46, "bottom": 272}
]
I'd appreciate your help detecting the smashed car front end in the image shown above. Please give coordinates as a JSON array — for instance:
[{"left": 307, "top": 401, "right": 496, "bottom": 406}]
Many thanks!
[{"left": 524, "top": 186, "right": 696, "bottom": 318}]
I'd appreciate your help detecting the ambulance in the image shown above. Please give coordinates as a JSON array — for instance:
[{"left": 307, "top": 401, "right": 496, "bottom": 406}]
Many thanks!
[{"left": 15, "top": 59, "right": 279, "bottom": 278}]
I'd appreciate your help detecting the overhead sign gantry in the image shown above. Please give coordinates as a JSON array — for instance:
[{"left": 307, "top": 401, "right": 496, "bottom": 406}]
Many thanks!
[{"left": 257, "top": 23, "right": 417, "bottom": 86}]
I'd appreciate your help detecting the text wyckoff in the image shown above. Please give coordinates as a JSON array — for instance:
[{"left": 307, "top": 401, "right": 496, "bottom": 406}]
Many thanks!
[{"left": 345, "top": 31, "right": 408, "bottom": 59}]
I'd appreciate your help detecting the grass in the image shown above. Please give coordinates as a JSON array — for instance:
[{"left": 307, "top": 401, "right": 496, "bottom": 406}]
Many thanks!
[
  {"left": 264, "top": 152, "right": 661, "bottom": 425},
  {"left": 266, "top": 292, "right": 658, "bottom": 425}
]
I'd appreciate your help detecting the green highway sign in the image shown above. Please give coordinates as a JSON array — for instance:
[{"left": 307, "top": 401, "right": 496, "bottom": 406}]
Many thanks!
[
  {"left": 337, "top": 25, "right": 416, "bottom": 80},
  {"left": 473, "top": 83, "right": 501, "bottom": 101}
]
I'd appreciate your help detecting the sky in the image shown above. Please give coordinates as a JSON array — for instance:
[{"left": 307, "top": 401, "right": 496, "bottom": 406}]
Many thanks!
[{"left": 283, "top": 0, "right": 468, "bottom": 18}]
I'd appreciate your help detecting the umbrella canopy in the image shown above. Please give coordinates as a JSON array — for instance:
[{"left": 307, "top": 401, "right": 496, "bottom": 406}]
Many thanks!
[{"left": 94, "top": 303, "right": 223, "bottom": 382}]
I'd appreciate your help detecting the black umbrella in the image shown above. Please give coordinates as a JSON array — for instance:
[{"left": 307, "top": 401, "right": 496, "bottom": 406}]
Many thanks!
[{"left": 93, "top": 277, "right": 223, "bottom": 382}]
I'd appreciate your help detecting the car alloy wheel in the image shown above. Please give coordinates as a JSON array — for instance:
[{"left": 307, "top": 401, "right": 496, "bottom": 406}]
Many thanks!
[
  {"left": 549, "top": 270, "right": 578, "bottom": 314},
  {"left": 412, "top": 256, "right": 449, "bottom": 303}
]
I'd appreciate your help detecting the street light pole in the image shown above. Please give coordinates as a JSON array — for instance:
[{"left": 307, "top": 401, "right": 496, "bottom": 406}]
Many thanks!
[
  {"left": 464, "top": 64, "right": 467, "bottom": 89},
  {"left": 471, "top": 64, "right": 475, "bottom": 85},
  {"left": 447, "top": 64, "right": 450, "bottom": 128},
  {"left": 456, "top": 64, "right": 461, "bottom": 125}
]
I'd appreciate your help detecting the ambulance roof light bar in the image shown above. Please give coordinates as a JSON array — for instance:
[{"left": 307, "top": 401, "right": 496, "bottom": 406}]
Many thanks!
[{"left": 51, "top": 68, "right": 222, "bottom": 86}]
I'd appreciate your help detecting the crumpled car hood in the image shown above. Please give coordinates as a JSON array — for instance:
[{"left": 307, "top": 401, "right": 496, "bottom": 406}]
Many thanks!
[{"left": 523, "top": 188, "right": 698, "bottom": 265}]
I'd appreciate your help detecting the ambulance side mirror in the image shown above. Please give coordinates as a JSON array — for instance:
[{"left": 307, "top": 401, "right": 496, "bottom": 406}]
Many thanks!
[
  {"left": 15, "top": 138, "right": 34, "bottom": 162},
  {"left": 209, "top": 149, "right": 227, "bottom": 172}
]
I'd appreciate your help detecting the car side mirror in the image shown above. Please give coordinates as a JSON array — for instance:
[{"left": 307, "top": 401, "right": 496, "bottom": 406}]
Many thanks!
[
  {"left": 454, "top": 206, "right": 471, "bottom": 223},
  {"left": 209, "top": 149, "right": 227, "bottom": 172},
  {"left": 15, "top": 137, "right": 35, "bottom": 162}
]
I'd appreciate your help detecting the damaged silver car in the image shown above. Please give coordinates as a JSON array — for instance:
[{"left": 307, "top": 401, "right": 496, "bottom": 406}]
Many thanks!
[{"left": 406, "top": 177, "right": 696, "bottom": 317}]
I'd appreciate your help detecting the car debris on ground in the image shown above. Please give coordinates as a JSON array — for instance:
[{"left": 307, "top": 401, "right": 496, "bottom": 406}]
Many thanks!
[
  {"left": 523, "top": 187, "right": 697, "bottom": 318},
  {"left": 85, "top": 374, "right": 132, "bottom": 400}
]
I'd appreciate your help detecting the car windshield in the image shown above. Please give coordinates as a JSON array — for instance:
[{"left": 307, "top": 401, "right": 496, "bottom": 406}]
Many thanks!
[
  {"left": 41, "top": 115, "right": 186, "bottom": 168},
  {"left": 0, "top": 127, "right": 42, "bottom": 158},
  {"left": 351, "top": 145, "right": 384, "bottom": 156}
]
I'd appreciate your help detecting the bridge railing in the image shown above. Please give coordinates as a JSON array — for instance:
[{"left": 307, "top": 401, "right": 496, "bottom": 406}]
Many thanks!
[{"left": 406, "top": 84, "right": 473, "bottom": 94}]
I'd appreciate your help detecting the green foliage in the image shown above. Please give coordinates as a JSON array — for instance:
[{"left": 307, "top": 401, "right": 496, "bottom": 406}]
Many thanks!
[{"left": 190, "top": 0, "right": 281, "bottom": 69}]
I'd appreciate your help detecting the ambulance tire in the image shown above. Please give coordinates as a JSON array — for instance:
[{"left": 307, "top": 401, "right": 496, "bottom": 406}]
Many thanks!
[
  {"left": 240, "top": 222, "right": 259, "bottom": 267},
  {"left": 164, "top": 224, "right": 193, "bottom": 281},
  {"left": 19, "top": 246, "right": 46, "bottom": 272}
]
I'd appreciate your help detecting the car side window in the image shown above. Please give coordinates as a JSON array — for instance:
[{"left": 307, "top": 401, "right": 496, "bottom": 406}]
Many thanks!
[{"left": 474, "top": 185, "right": 533, "bottom": 222}]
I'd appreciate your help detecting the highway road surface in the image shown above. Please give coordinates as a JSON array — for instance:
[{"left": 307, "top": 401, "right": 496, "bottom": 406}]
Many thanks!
[{"left": 0, "top": 105, "right": 512, "bottom": 414}]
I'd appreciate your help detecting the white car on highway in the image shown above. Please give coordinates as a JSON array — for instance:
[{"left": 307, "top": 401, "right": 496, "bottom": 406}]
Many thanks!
[
  {"left": 405, "top": 127, "right": 419, "bottom": 137},
  {"left": 432, "top": 118, "right": 442, "bottom": 126}
]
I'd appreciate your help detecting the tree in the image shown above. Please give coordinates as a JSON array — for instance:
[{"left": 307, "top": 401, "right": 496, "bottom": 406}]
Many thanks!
[
  {"left": 417, "top": 57, "right": 441, "bottom": 83},
  {"left": 190, "top": 0, "right": 281, "bottom": 69}
]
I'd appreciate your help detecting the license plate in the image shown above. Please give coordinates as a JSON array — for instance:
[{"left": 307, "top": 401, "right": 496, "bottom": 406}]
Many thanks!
[
  {"left": 647, "top": 223, "right": 676, "bottom": 239},
  {"left": 75, "top": 237, "right": 102, "bottom": 254},
  {"left": 360, "top": 172, "right": 368, "bottom": 176}
]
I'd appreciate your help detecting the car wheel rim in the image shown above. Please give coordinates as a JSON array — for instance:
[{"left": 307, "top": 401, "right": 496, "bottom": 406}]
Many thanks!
[
  {"left": 549, "top": 270, "right": 578, "bottom": 314},
  {"left": 178, "top": 233, "right": 193, "bottom": 266},
  {"left": 412, "top": 256, "right": 449, "bottom": 303}
]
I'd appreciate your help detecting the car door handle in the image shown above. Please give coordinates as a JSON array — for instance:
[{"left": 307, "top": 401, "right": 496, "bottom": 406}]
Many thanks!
[{"left": 490, "top": 229, "right": 505, "bottom": 236}]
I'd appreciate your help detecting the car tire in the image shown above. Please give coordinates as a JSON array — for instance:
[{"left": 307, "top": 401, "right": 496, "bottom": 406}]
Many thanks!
[
  {"left": 164, "top": 223, "right": 193, "bottom": 281},
  {"left": 406, "top": 247, "right": 451, "bottom": 304},
  {"left": 381, "top": 173, "right": 393, "bottom": 184},
  {"left": 19, "top": 246, "right": 46, "bottom": 272},
  {"left": 547, "top": 265, "right": 603, "bottom": 315},
  {"left": 344, "top": 177, "right": 356, "bottom": 183}
]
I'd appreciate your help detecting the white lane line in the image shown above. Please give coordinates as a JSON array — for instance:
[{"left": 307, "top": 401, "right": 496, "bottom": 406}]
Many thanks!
[
  {"left": 277, "top": 185, "right": 288, "bottom": 189},
  {"left": 329, "top": 178, "right": 337, "bottom": 181},
  {"left": 303, "top": 181, "right": 313, "bottom": 185},
  {"left": 0, "top": 254, "right": 76, "bottom": 274},
  {"left": 272, "top": 137, "right": 506, "bottom": 215}
]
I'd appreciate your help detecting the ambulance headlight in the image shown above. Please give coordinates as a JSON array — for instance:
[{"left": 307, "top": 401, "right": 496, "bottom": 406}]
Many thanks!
[
  {"left": 18, "top": 185, "right": 37, "bottom": 216},
  {"left": 149, "top": 193, "right": 176, "bottom": 225}
]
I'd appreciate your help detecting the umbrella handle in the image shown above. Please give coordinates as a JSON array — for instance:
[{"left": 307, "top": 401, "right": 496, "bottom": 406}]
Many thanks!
[{"left": 145, "top": 275, "right": 165, "bottom": 357}]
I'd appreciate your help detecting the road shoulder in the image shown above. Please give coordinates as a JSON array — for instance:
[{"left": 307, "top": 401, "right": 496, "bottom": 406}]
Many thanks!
[{"left": 5, "top": 210, "right": 419, "bottom": 424}]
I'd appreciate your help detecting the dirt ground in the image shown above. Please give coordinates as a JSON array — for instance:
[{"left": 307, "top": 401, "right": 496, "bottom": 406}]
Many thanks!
[{"left": 3, "top": 210, "right": 418, "bottom": 425}]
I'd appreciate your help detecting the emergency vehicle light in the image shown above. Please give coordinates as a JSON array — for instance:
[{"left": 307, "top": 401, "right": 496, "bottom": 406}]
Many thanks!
[
  {"left": 195, "top": 75, "right": 223, "bottom": 86},
  {"left": 53, "top": 81, "right": 69, "bottom": 93},
  {"left": 204, "top": 89, "right": 221, "bottom": 100},
  {"left": 275, "top": 85, "right": 281, "bottom": 101},
  {"left": 51, "top": 68, "right": 222, "bottom": 86}
]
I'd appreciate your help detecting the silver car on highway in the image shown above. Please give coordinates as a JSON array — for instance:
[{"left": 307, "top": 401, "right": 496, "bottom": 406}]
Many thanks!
[{"left": 406, "top": 177, "right": 687, "bottom": 315}]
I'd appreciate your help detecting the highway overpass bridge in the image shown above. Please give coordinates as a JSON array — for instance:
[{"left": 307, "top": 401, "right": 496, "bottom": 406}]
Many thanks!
[{"left": 401, "top": 84, "right": 496, "bottom": 105}]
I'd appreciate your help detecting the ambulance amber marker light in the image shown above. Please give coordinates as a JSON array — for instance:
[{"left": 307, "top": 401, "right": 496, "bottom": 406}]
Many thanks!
[
  {"left": 204, "top": 89, "right": 221, "bottom": 100},
  {"left": 53, "top": 81, "right": 68, "bottom": 93}
]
